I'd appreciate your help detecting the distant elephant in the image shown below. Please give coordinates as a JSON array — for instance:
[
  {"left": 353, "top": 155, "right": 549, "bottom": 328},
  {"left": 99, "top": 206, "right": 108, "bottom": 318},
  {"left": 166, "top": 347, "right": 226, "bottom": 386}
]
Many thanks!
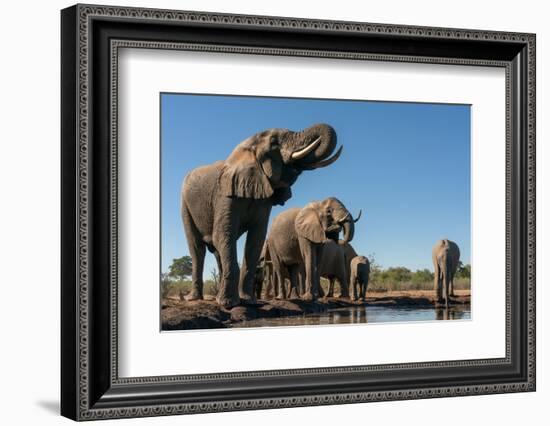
[
  {"left": 350, "top": 256, "right": 370, "bottom": 301},
  {"left": 181, "top": 123, "right": 342, "bottom": 308},
  {"left": 267, "top": 197, "right": 359, "bottom": 301},
  {"left": 432, "top": 239, "right": 460, "bottom": 307}
]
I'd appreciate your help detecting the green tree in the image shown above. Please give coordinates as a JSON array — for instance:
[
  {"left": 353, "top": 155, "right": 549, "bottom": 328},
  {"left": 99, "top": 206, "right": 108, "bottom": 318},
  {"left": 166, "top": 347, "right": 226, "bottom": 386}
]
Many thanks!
[
  {"left": 168, "top": 256, "right": 193, "bottom": 280},
  {"left": 385, "top": 267, "right": 412, "bottom": 283},
  {"left": 456, "top": 262, "right": 471, "bottom": 279},
  {"left": 411, "top": 268, "right": 433, "bottom": 284}
]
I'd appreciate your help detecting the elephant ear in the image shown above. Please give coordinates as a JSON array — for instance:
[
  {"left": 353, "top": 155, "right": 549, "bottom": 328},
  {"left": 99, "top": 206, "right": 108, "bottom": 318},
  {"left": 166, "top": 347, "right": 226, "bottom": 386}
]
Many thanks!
[
  {"left": 220, "top": 148, "right": 274, "bottom": 199},
  {"left": 295, "top": 207, "right": 325, "bottom": 243}
]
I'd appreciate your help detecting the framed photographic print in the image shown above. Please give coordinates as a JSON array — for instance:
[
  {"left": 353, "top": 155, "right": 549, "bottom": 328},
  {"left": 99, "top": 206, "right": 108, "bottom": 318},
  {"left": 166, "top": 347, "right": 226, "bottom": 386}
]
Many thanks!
[{"left": 61, "top": 4, "right": 536, "bottom": 421}]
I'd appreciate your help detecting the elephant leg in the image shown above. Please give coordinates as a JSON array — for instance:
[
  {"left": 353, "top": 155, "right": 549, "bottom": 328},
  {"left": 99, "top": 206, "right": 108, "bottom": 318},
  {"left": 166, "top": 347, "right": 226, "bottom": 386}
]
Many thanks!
[
  {"left": 270, "top": 253, "right": 286, "bottom": 299},
  {"left": 274, "top": 272, "right": 284, "bottom": 299},
  {"left": 299, "top": 238, "right": 318, "bottom": 301},
  {"left": 214, "top": 235, "right": 240, "bottom": 309},
  {"left": 313, "top": 244, "right": 324, "bottom": 299},
  {"left": 238, "top": 224, "right": 267, "bottom": 305},
  {"left": 182, "top": 203, "right": 205, "bottom": 301},
  {"left": 444, "top": 273, "right": 450, "bottom": 309},
  {"left": 326, "top": 278, "right": 334, "bottom": 298},
  {"left": 212, "top": 249, "right": 223, "bottom": 295},
  {"left": 264, "top": 264, "right": 274, "bottom": 299},
  {"left": 361, "top": 272, "right": 369, "bottom": 300},
  {"left": 255, "top": 271, "right": 263, "bottom": 300},
  {"left": 338, "top": 271, "right": 350, "bottom": 299},
  {"left": 359, "top": 280, "right": 366, "bottom": 301},
  {"left": 298, "top": 266, "right": 306, "bottom": 296},
  {"left": 351, "top": 271, "right": 358, "bottom": 301},
  {"left": 434, "top": 264, "right": 442, "bottom": 302},
  {"left": 289, "top": 265, "right": 300, "bottom": 299}
]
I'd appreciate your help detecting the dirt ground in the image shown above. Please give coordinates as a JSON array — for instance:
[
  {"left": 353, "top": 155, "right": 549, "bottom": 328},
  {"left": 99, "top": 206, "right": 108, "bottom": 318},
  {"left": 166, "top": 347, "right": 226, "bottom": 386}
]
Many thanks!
[{"left": 161, "top": 289, "right": 470, "bottom": 330}]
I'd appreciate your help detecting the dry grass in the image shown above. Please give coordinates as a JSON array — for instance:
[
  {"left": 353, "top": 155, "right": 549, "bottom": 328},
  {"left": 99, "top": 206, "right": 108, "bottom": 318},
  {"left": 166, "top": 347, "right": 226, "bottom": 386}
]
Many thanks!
[
  {"left": 161, "top": 279, "right": 219, "bottom": 299},
  {"left": 368, "top": 289, "right": 470, "bottom": 298}
]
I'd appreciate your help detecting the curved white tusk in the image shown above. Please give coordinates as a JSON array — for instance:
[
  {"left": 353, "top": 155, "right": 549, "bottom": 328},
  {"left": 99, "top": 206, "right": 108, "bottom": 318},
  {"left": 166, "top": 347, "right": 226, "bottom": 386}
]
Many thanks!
[
  {"left": 301, "top": 146, "right": 343, "bottom": 170},
  {"left": 335, "top": 213, "right": 350, "bottom": 223},
  {"left": 290, "top": 136, "right": 322, "bottom": 160}
]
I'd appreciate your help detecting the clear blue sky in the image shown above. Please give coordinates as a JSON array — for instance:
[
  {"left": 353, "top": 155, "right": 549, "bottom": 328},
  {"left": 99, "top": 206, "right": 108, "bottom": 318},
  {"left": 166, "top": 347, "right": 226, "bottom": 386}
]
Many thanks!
[{"left": 161, "top": 93, "right": 470, "bottom": 276}]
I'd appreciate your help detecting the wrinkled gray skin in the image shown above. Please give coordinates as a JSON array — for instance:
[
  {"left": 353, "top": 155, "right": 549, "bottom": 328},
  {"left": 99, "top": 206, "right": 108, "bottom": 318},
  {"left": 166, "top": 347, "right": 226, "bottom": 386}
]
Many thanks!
[
  {"left": 266, "top": 198, "right": 358, "bottom": 301},
  {"left": 432, "top": 239, "right": 460, "bottom": 307},
  {"left": 350, "top": 255, "right": 370, "bottom": 301},
  {"left": 339, "top": 240, "right": 359, "bottom": 292},
  {"left": 182, "top": 124, "right": 342, "bottom": 308},
  {"left": 255, "top": 242, "right": 273, "bottom": 299},
  {"left": 261, "top": 239, "right": 299, "bottom": 299},
  {"left": 322, "top": 237, "right": 362, "bottom": 298},
  {"left": 319, "top": 240, "right": 348, "bottom": 298}
]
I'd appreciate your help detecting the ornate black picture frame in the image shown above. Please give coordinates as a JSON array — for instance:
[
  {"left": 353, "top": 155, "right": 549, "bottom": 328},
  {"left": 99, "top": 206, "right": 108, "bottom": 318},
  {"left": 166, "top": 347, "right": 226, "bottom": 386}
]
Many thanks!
[{"left": 61, "top": 4, "right": 536, "bottom": 421}]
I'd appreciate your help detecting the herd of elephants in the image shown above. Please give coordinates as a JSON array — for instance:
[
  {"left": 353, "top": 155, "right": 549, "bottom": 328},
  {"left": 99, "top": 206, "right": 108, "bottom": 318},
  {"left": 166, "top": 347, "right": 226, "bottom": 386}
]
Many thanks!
[{"left": 180, "top": 123, "right": 461, "bottom": 310}]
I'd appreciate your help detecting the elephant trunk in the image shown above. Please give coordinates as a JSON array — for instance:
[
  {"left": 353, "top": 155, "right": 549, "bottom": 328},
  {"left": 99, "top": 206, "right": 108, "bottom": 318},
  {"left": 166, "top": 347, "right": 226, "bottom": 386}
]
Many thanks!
[
  {"left": 342, "top": 219, "right": 355, "bottom": 243},
  {"left": 284, "top": 124, "right": 340, "bottom": 168}
]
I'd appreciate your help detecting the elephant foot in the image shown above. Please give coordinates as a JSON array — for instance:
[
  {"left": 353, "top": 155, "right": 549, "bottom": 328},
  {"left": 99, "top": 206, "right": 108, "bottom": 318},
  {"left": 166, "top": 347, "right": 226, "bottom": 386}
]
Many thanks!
[
  {"left": 184, "top": 290, "right": 203, "bottom": 301},
  {"left": 289, "top": 288, "right": 299, "bottom": 299},
  {"left": 301, "top": 292, "right": 316, "bottom": 302},
  {"left": 240, "top": 294, "right": 259, "bottom": 306},
  {"left": 217, "top": 295, "right": 240, "bottom": 309},
  {"left": 326, "top": 292, "right": 334, "bottom": 298}
]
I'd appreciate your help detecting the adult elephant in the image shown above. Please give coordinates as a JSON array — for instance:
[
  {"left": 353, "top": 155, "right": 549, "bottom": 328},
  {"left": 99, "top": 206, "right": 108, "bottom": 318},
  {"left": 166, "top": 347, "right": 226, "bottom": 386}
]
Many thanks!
[
  {"left": 267, "top": 197, "right": 359, "bottom": 301},
  {"left": 182, "top": 124, "right": 342, "bottom": 308},
  {"left": 432, "top": 239, "right": 461, "bottom": 307},
  {"left": 350, "top": 256, "right": 370, "bottom": 301}
]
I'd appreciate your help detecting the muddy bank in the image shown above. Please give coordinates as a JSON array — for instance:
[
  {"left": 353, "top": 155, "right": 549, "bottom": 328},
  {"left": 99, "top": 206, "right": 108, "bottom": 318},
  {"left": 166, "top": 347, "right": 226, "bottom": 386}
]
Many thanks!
[{"left": 161, "top": 290, "right": 470, "bottom": 330}]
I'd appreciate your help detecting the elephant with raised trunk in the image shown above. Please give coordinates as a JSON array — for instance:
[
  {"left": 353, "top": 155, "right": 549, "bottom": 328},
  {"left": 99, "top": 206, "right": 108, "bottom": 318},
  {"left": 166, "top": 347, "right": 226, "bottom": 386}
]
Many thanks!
[
  {"left": 181, "top": 124, "right": 342, "bottom": 308},
  {"left": 267, "top": 197, "right": 359, "bottom": 302},
  {"left": 432, "top": 239, "right": 460, "bottom": 307}
]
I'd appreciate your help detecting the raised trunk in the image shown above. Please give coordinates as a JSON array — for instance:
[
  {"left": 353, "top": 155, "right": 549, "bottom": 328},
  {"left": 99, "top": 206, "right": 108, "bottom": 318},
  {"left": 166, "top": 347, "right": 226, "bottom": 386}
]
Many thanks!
[
  {"left": 284, "top": 124, "right": 339, "bottom": 168},
  {"left": 342, "top": 219, "right": 355, "bottom": 243}
]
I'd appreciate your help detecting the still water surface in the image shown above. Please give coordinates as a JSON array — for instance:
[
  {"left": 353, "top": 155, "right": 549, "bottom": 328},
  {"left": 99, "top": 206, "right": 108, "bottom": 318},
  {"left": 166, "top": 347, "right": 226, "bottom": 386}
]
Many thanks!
[{"left": 231, "top": 305, "right": 471, "bottom": 329}]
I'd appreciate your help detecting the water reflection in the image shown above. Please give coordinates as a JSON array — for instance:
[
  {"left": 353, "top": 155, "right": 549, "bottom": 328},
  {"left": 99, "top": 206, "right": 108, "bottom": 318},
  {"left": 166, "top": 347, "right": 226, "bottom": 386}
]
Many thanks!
[{"left": 231, "top": 305, "right": 471, "bottom": 329}]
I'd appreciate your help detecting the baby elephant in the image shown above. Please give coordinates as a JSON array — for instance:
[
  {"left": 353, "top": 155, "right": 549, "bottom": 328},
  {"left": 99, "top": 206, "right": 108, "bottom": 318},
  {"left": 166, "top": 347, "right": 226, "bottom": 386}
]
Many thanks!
[{"left": 350, "top": 256, "right": 370, "bottom": 301}]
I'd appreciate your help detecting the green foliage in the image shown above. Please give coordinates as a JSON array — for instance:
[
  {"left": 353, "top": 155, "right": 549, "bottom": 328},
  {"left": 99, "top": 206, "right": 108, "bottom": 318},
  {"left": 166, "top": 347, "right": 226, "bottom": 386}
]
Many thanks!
[
  {"left": 367, "top": 254, "right": 470, "bottom": 292},
  {"left": 168, "top": 256, "right": 192, "bottom": 281},
  {"left": 456, "top": 262, "right": 471, "bottom": 279},
  {"left": 411, "top": 269, "right": 434, "bottom": 284}
]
